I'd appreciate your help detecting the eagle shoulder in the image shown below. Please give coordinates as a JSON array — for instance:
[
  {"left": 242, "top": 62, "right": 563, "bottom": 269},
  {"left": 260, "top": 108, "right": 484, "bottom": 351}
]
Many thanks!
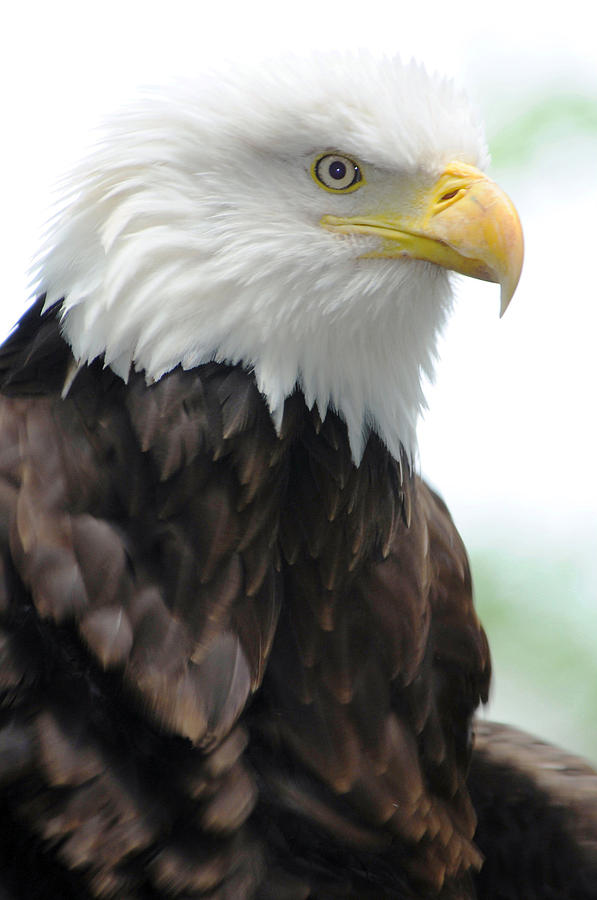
[{"left": 0, "top": 303, "right": 297, "bottom": 896}]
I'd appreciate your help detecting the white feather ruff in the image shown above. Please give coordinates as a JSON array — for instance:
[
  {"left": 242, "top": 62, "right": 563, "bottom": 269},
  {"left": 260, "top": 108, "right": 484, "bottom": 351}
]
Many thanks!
[{"left": 35, "top": 52, "right": 488, "bottom": 463}]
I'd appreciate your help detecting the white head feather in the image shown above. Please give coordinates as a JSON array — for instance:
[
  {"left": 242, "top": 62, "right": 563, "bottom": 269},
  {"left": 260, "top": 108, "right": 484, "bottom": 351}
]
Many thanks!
[{"left": 37, "top": 52, "right": 488, "bottom": 463}]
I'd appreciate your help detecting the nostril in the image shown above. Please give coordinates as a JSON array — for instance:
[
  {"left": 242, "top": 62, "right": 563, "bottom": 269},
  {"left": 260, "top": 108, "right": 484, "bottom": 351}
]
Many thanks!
[{"left": 440, "top": 189, "right": 460, "bottom": 202}]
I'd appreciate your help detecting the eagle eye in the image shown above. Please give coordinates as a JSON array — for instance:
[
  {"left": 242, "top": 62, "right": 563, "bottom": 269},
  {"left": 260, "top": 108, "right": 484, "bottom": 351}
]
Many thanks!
[{"left": 312, "top": 153, "right": 363, "bottom": 193}]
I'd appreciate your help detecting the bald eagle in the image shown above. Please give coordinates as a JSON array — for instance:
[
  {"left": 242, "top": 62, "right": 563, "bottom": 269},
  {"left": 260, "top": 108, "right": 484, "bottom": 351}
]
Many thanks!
[{"left": 0, "top": 53, "right": 595, "bottom": 900}]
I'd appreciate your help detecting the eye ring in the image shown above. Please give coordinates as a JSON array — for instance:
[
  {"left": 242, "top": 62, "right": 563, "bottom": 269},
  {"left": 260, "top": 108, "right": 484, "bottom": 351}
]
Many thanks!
[{"left": 312, "top": 153, "right": 364, "bottom": 193}]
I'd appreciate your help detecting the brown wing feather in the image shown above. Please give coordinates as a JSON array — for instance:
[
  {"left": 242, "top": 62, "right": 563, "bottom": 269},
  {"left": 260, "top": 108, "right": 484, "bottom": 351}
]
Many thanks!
[
  {"left": 0, "top": 306, "right": 293, "bottom": 898},
  {"left": 470, "top": 722, "right": 597, "bottom": 898}
]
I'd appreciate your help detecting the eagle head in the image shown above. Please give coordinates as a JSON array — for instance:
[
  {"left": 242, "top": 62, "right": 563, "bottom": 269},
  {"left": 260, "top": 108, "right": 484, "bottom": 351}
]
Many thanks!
[{"left": 38, "top": 53, "right": 523, "bottom": 462}]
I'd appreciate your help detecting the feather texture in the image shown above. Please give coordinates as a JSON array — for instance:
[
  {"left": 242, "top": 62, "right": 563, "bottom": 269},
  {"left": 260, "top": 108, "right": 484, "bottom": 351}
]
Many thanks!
[
  {"left": 0, "top": 304, "right": 492, "bottom": 897},
  {"left": 1, "top": 305, "right": 596, "bottom": 899},
  {"left": 33, "top": 54, "right": 489, "bottom": 464},
  {"left": 0, "top": 312, "right": 289, "bottom": 896}
]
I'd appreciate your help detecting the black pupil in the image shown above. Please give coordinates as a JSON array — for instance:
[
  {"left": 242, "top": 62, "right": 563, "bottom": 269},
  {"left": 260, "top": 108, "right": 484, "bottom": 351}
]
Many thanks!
[{"left": 329, "top": 160, "right": 347, "bottom": 180}]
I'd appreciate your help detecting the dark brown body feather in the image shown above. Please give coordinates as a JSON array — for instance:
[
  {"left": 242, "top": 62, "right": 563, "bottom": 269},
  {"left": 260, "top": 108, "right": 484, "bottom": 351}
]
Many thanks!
[
  {"left": 0, "top": 299, "right": 589, "bottom": 899},
  {"left": 469, "top": 722, "right": 597, "bottom": 899}
]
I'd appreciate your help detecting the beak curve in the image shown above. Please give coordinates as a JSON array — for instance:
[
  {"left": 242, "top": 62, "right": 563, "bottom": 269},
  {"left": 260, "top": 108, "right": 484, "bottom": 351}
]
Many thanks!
[{"left": 321, "top": 162, "right": 524, "bottom": 316}]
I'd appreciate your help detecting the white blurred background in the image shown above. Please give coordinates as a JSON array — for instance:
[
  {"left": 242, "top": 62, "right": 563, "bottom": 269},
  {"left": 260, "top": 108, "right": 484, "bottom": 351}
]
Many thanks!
[{"left": 2, "top": 1, "right": 596, "bottom": 756}]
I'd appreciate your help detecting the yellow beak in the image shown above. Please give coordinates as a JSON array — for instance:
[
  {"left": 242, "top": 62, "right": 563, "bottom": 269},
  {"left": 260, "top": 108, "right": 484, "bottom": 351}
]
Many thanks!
[{"left": 321, "top": 162, "right": 524, "bottom": 316}]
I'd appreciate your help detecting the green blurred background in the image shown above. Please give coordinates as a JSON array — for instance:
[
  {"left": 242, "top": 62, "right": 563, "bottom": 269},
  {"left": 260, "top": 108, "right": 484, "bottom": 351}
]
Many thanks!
[
  {"left": 421, "top": 74, "right": 597, "bottom": 759},
  {"left": 474, "top": 91, "right": 597, "bottom": 759}
]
